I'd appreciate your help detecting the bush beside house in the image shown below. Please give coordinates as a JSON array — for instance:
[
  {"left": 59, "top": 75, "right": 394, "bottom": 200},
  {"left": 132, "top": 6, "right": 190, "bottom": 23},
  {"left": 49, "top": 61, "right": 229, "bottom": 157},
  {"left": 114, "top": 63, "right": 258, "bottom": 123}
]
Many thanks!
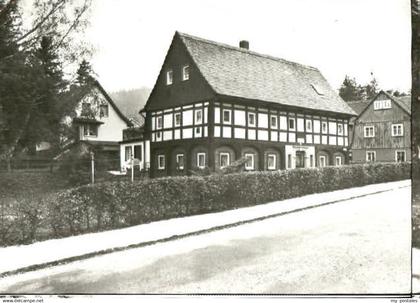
[{"left": 0, "top": 163, "right": 410, "bottom": 247}]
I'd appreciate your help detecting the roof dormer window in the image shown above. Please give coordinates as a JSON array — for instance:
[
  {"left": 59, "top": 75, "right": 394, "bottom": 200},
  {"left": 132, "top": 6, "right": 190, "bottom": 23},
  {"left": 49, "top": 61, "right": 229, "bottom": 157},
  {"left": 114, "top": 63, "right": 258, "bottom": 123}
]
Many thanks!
[
  {"left": 311, "top": 84, "right": 324, "bottom": 96},
  {"left": 182, "top": 65, "right": 190, "bottom": 81},
  {"left": 166, "top": 70, "right": 173, "bottom": 85}
]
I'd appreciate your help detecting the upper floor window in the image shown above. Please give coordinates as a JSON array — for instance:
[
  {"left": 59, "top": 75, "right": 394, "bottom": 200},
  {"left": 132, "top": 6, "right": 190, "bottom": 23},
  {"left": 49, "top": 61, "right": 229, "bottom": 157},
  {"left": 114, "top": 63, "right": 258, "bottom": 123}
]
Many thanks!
[
  {"left": 99, "top": 104, "right": 109, "bottom": 118},
  {"left": 288, "top": 117, "right": 295, "bottom": 131},
  {"left": 156, "top": 116, "right": 163, "bottom": 129},
  {"left": 166, "top": 70, "right": 173, "bottom": 85},
  {"left": 321, "top": 121, "right": 328, "bottom": 133},
  {"left": 364, "top": 126, "right": 375, "bottom": 138},
  {"left": 83, "top": 124, "right": 97, "bottom": 137},
  {"left": 174, "top": 112, "right": 181, "bottom": 127},
  {"left": 374, "top": 99, "right": 391, "bottom": 110},
  {"left": 223, "top": 109, "right": 231, "bottom": 124},
  {"left": 195, "top": 109, "right": 202, "bottom": 124},
  {"left": 392, "top": 124, "right": 403, "bottom": 136},
  {"left": 270, "top": 115, "right": 278, "bottom": 129},
  {"left": 306, "top": 120, "right": 312, "bottom": 132},
  {"left": 182, "top": 65, "right": 190, "bottom": 81},
  {"left": 337, "top": 124, "right": 343, "bottom": 135},
  {"left": 248, "top": 112, "right": 256, "bottom": 127}
]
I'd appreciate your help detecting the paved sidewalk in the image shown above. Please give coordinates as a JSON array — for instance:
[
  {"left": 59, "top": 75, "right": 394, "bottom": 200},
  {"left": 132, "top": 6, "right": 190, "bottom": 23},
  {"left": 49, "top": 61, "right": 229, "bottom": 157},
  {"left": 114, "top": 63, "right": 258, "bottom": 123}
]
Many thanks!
[{"left": 0, "top": 180, "right": 410, "bottom": 276}]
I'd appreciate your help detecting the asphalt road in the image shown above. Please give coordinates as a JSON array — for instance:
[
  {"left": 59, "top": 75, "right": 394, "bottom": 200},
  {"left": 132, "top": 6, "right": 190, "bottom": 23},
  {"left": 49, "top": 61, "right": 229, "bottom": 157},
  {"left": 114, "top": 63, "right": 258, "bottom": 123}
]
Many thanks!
[{"left": 0, "top": 186, "right": 411, "bottom": 294}]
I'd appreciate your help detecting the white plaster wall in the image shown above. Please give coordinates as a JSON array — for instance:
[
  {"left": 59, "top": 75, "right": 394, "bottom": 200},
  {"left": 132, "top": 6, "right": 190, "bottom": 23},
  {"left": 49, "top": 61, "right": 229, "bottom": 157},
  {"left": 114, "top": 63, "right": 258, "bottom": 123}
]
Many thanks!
[
  {"left": 120, "top": 140, "right": 149, "bottom": 171},
  {"left": 285, "top": 145, "right": 315, "bottom": 169},
  {"left": 77, "top": 88, "right": 127, "bottom": 142},
  {"left": 234, "top": 110, "right": 246, "bottom": 126},
  {"left": 258, "top": 113, "right": 268, "bottom": 128}
]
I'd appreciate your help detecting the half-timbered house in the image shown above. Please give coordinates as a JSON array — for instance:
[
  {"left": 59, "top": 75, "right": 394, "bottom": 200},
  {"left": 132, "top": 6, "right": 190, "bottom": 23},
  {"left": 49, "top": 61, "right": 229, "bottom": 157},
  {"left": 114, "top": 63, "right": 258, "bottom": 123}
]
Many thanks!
[
  {"left": 351, "top": 91, "right": 411, "bottom": 163},
  {"left": 141, "top": 32, "right": 357, "bottom": 177}
]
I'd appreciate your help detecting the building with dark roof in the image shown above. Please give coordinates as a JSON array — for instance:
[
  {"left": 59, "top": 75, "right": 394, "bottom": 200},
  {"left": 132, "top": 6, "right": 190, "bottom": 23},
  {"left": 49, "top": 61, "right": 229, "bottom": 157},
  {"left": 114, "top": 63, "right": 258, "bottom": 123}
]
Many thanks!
[
  {"left": 59, "top": 80, "right": 134, "bottom": 165},
  {"left": 350, "top": 91, "right": 411, "bottom": 163},
  {"left": 141, "top": 32, "right": 357, "bottom": 177}
]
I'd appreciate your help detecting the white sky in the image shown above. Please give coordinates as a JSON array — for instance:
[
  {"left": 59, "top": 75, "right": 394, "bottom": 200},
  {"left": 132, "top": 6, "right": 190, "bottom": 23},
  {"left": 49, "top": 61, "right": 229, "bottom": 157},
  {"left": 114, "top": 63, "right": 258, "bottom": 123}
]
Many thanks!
[{"left": 85, "top": 0, "right": 411, "bottom": 93}]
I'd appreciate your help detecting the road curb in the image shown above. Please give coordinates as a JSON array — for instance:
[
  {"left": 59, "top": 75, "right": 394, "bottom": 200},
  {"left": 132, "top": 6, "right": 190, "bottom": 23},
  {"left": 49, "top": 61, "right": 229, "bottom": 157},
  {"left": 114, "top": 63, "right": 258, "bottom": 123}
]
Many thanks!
[{"left": 0, "top": 182, "right": 410, "bottom": 279}]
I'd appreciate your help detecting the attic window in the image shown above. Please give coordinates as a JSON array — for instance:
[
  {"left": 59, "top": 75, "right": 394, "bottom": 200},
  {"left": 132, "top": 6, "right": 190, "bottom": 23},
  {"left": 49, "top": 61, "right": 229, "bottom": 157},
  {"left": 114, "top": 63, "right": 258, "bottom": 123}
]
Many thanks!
[
  {"left": 166, "top": 70, "right": 173, "bottom": 85},
  {"left": 182, "top": 65, "right": 190, "bottom": 81},
  {"left": 374, "top": 99, "right": 392, "bottom": 110},
  {"left": 311, "top": 84, "right": 324, "bottom": 96}
]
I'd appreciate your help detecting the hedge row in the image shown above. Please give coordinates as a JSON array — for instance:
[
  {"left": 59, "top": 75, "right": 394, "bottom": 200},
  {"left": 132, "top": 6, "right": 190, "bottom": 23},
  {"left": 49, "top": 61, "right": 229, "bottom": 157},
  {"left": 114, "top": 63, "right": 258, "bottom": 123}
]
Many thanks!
[{"left": 0, "top": 162, "right": 410, "bottom": 246}]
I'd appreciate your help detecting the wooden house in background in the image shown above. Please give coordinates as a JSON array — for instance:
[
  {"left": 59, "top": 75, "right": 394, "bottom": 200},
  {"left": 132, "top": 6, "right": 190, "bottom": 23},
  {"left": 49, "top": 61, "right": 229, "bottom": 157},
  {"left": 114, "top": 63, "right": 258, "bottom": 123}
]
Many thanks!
[
  {"left": 140, "top": 32, "right": 357, "bottom": 177},
  {"left": 346, "top": 99, "right": 370, "bottom": 147},
  {"left": 350, "top": 91, "right": 411, "bottom": 163}
]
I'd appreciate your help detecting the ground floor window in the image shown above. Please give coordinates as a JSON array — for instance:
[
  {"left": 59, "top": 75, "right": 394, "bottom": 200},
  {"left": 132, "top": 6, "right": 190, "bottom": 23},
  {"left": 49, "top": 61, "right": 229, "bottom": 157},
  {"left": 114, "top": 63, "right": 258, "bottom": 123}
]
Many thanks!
[
  {"left": 220, "top": 152, "right": 230, "bottom": 168},
  {"left": 395, "top": 150, "right": 406, "bottom": 162},
  {"left": 335, "top": 156, "right": 342, "bottom": 166},
  {"left": 176, "top": 154, "right": 184, "bottom": 170},
  {"left": 157, "top": 154, "right": 165, "bottom": 170},
  {"left": 366, "top": 151, "right": 376, "bottom": 162},
  {"left": 125, "top": 146, "right": 132, "bottom": 161},
  {"left": 287, "top": 154, "right": 292, "bottom": 168},
  {"left": 197, "top": 152, "right": 206, "bottom": 168},
  {"left": 267, "top": 154, "right": 276, "bottom": 170},
  {"left": 134, "top": 145, "right": 142, "bottom": 161},
  {"left": 319, "top": 155, "right": 326, "bottom": 167},
  {"left": 310, "top": 155, "right": 314, "bottom": 167},
  {"left": 244, "top": 153, "right": 255, "bottom": 170}
]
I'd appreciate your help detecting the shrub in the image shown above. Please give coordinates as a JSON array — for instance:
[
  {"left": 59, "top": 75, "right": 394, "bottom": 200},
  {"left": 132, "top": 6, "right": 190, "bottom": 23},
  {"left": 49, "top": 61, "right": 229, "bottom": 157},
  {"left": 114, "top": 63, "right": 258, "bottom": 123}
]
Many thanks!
[
  {"left": 0, "top": 162, "right": 410, "bottom": 246},
  {"left": 43, "top": 162, "right": 410, "bottom": 240}
]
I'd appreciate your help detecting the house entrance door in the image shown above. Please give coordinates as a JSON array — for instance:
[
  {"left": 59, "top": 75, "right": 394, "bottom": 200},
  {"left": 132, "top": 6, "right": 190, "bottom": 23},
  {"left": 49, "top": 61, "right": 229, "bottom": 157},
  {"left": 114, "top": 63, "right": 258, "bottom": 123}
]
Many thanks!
[{"left": 295, "top": 151, "right": 306, "bottom": 168}]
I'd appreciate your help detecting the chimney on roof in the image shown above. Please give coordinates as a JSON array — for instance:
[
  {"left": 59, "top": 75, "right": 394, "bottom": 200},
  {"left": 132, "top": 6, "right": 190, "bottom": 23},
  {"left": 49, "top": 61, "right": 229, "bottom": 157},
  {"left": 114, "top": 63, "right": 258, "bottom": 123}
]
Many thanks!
[{"left": 239, "top": 40, "right": 249, "bottom": 50}]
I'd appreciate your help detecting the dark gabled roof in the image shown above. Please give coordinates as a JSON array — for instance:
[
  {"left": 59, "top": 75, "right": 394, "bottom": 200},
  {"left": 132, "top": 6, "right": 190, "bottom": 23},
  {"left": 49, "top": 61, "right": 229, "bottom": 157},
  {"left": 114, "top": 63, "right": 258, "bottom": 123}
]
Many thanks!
[
  {"left": 92, "top": 80, "right": 133, "bottom": 126},
  {"left": 356, "top": 91, "right": 412, "bottom": 119},
  {"left": 346, "top": 100, "right": 370, "bottom": 115},
  {"left": 376, "top": 91, "right": 411, "bottom": 115},
  {"left": 394, "top": 95, "right": 411, "bottom": 114},
  {"left": 177, "top": 32, "right": 356, "bottom": 116}
]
